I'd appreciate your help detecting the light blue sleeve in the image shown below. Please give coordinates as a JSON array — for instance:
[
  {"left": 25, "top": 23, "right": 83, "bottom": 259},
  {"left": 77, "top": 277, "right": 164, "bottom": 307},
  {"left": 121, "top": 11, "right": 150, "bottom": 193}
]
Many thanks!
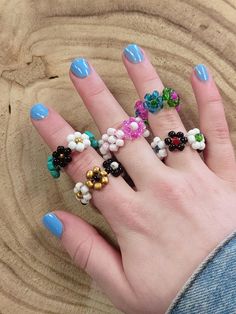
[{"left": 166, "top": 230, "right": 236, "bottom": 314}]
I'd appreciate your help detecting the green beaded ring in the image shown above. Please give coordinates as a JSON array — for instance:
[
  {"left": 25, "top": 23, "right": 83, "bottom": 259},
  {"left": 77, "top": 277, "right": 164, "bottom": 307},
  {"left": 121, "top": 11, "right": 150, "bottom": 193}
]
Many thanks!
[
  {"left": 85, "top": 130, "right": 99, "bottom": 149},
  {"left": 47, "top": 156, "right": 60, "bottom": 179},
  {"left": 162, "top": 87, "right": 180, "bottom": 109}
]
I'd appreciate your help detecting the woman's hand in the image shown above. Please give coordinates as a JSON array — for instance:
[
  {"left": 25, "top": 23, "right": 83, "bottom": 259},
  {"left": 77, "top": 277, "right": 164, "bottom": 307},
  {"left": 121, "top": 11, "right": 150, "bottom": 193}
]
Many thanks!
[{"left": 31, "top": 44, "right": 236, "bottom": 314}]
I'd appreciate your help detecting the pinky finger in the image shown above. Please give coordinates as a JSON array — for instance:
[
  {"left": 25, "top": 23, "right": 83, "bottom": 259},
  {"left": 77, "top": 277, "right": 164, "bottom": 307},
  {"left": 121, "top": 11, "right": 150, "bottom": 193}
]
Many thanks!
[
  {"left": 42, "top": 211, "right": 134, "bottom": 311},
  {"left": 191, "top": 64, "right": 236, "bottom": 182}
]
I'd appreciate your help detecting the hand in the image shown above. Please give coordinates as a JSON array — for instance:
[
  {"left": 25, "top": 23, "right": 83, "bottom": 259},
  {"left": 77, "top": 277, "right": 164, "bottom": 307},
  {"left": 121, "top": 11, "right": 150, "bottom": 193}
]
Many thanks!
[{"left": 31, "top": 45, "right": 236, "bottom": 314}]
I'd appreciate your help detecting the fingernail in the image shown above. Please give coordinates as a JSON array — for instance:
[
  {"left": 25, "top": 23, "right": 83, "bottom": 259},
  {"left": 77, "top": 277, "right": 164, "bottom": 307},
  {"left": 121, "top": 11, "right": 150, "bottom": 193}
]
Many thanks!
[
  {"left": 30, "top": 103, "right": 49, "bottom": 120},
  {"left": 70, "top": 58, "right": 91, "bottom": 78},
  {"left": 42, "top": 213, "right": 63, "bottom": 238},
  {"left": 194, "top": 64, "right": 209, "bottom": 81},
  {"left": 124, "top": 44, "right": 144, "bottom": 64}
]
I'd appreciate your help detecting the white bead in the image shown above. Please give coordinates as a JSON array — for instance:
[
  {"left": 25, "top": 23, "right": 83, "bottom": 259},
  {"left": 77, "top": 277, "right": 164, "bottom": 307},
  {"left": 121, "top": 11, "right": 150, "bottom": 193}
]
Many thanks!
[
  {"left": 110, "top": 144, "right": 118, "bottom": 152},
  {"left": 102, "top": 134, "right": 109, "bottom": 141},
  {"left": 83, "top": 139, "right": 91, "bottom": 148},
  {"left": 192, "top": 142, "right": 201, "bottom": 150},
  {"left": 158, "top": 141, "right": 166, "bottom": 149},
  {"left": 75, "top": 182, "right": 83, "bottom": 190},
  {"left": 151, "top": 141, "right": 156, "bottom": 148},
  {"left": 199, "top": 142, "right": 205, "bottom": 150},
  {"left": 98, "top": 140, "right": 103, "bottom": 147},
  {"left": 108, "top": 136, "right": 116, "bottom": 144},
  {"left": 103, "top": 142, "right": 109, "bottom": 150},
  {"left": 111, "top": 161, "right": 119, "bottom": 170},
  {"left": 154, "top": 137, "right": 161, "bottom": 143},
  {"left": 68, "top": 141, "right": 77, "bottom": 150},
  {"left": 188, "top": 135, "right": 196, "bottom": 144},
  {"left": 107, "top": 128, "right": 116, "bottom": 136},
  {"left": 187, "top": 129, "right": 195, "bottom": 135},
  {"left": 81, "top": 199, "right": 89, "bottom": 205},
  {"left": 104, "top": 153, "right": 112, "bottom": 160},
  {"left": 75, "top": 142, "right": 85, "bottom": 152},
  {"left": 130, "top": 122, "right": 139, "bottom": 131},
  {"left": 143, "top": 129, "right": 150, "bottom": 137},
  {"left": 116, "top": 139, "right": 124, "bottom": 147},
  {"left": 82, "top": 133, "right": 89, "bottom": 140},
  {"left": 135, "top": 117, "right": 142, "bottom": 122},
  {"left": 193, "top": 128, "right": 200, "bottom": 134},
  {"left": 74, "top": 132, "right": 81, "bottom": 138},
  {"left": 81, "top": 185, "right": 89, "bottom": 194},
  {"left": 67, "top": 134, "right": 75, "bottom": 142},
  {"left": 83, "top": 193, "right": 92, "bottom": 201},
  {"left": 100, "top": 146, "right": 108, "bottom": 155},
  {"left": 159, "top": 149, "right": 167, "bottom": 158},
  {"left": 116, "top": 130, "right": 125, "bottom": 139}
]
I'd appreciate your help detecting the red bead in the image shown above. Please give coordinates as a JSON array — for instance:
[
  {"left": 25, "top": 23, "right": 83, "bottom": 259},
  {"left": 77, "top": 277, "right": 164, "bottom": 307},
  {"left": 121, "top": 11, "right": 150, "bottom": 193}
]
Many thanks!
[{"left": 172, "top": 137, "right": 180, "bottom": 145}]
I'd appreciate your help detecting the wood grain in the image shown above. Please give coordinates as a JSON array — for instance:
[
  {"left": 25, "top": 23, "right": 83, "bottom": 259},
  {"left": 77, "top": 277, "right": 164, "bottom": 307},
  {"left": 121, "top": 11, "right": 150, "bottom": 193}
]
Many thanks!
[{"left": 0, "top": 0, "right": 235, "bottom": 313}]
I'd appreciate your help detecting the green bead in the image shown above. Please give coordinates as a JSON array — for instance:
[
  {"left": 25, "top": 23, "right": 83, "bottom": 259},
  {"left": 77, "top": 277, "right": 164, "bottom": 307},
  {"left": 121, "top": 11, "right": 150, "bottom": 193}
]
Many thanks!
[
  {"left": 85, "top": 130, "right": 95, "bottom": 140},
  {"left": 47, "top": 156, "right": 54, "bottom": 171},
  {"left": 91, "top": 139, "right": 99, "bottom": 149},
  {"left": 50, "top": 170, "right": 60, "bottom": 179},
  {"left": 162, "top": 87, "right": 171, "bottom": 101},
  {"left": 195, "top": 133, "right": 204, "bottom": 142}
]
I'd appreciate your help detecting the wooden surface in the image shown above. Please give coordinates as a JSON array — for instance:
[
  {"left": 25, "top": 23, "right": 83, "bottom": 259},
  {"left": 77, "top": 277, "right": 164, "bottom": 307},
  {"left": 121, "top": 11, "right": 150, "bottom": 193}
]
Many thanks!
[{"left": 0, "top": 0, "right": 235, "bottom": 313}]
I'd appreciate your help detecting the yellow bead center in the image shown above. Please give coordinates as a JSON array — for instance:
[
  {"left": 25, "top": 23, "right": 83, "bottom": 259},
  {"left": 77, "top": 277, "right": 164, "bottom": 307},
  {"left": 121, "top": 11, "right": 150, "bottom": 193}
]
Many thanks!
[{"left": 75, "top": 137, "right": 83, "bottom": 144}]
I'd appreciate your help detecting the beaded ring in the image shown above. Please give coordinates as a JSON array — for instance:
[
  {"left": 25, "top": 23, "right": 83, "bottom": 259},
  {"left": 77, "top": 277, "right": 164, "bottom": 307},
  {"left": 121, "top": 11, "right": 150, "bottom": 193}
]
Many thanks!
[
  {"left": 164, "top": 131, "right": 188, "bottom": 151},
  {"left": 47, "top": 130, "right": 98, "bottom": 179},
  {"left": 122, "top": 117, "right": 150, "bottom": 140},
  {"left": 74, "top": 182, "right": 92, "bottom": 205},
  {"left": 143, "top": 88, "right": 180, "bottom": 115},
  {"left": 151, "top": 137, "right": 168, "bottom": 160},
  {"left": 74, "top": 160, "right": 124, "bottom": 205},
  {"left": 99, "top": 128, "right": 125, "bottom": 160},
  {"left": 134, "top": 100, "right": 149, "bottom": 124},
  {"left": 187, "top": 128, "right": 206, "bottom": 151}
]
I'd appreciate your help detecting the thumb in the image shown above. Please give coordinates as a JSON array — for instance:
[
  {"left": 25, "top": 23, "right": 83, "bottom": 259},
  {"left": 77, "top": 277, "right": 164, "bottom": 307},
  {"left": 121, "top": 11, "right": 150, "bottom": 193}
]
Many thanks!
[{"left": 42, "top": 211, "right": 132, "bottom": 308}]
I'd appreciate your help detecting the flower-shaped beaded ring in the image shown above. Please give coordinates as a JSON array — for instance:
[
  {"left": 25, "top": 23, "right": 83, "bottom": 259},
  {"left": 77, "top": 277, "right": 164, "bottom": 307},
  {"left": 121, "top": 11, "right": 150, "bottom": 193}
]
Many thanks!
[
  {"left": 144, "top": 90, "right": 163, "bottom": 114},
  {"left": 74, "top": 182, "right": 92, "bottom": 205},
  {"left": 99, "top": 128, "right": 125, "bottom": 160},
  {"left": 103, "top": 158, "right": 124, "bottom": 177},
  {"left": 162, "top": 87, "right": 180, "bottom": 111},
  {"left": 151, "top": 137, "right": 168, "bottom": 160},
  {"left": 164, "top": 131, "right": 188, "bottom": 151},
  {"left": 122, "top": 117, "right": 150, "bottom": 140},
  {"left": 134, "top": 100, "right": 148, "bottom": 124},
  {"left": 85, "top": 166, "right": 109, "bottom": 190},
  {"left": 52, "top": 146, "right": 72, "bottom": 168},
  {"left": 67, "top": 132, "right": 91, "bottom": 152},
  {"left": 187, "top": 128, "right": 206, "bottom": 151}
]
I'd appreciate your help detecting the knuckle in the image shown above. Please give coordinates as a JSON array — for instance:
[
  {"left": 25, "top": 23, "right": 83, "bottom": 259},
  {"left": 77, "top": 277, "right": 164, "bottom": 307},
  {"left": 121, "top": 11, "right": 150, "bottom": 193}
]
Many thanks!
[
  {"left": 157, "top": 109, "right": 181, "bottom": 130},
  {"left": 206, "top": 123, "right": 230, "bottom": 142},
  {"left": 73, "top": 236, "right": 94, "bottom": 271},
  {"left": 67, "top": 149, "right": 98, "bottom": 178}
]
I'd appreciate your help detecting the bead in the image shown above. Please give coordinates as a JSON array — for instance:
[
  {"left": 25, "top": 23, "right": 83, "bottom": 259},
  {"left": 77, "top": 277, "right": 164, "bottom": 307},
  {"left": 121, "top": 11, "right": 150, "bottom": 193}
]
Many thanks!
[
  {"left": 122, "top": 117, "right": 149, "bottom": 140},
  {"left": 109, "top": 144, "right": 118, "bottom": 152},
  {"left": 107, "top": 128, "right": 116, "bottom": 136},
  {"left": 144, "top": 90, "right": 163, "bottom": 114},
  {"left": 168, "top": 131, "right": 176, "bottom": 138},
  {"left": 177, "top": 132, "right": 184, "bottom": 138},
  {"left": 162, "top": 87, "right": 180, "bottom": 108},
  {"left": 93, "top": 166, "right": 100, "bottom": 173},
  {"left": 86, "top": 180, "right": 94, "bottom": 188},
  {"left": 101, "top": 176, "right": 109, "bottom": 184},
  {"left": 134, "top": 100, "right": 148, "bottom": 123},
  {"left": 94, "top": 182, "right": 102, "bottom": 190},
  {"left": 108, "top": 136, "right": 116, "bottom": 144},
  {"left": 100, "top": 170, "right": 108, "bottom": 176},
  {"left": 86, "top": 170, "right": 94, "bottom": 179},
  {"left": 116, "top": 139, "right": 124, "bottom": 147},
  {"left": 151, "top": 137, "right": 168, "bottom": 160},
  {"left": 187, "top": 128, "right": 206, "bottom": 151},
  {"left": 81, "top": 185, "right": 89, "bottom": 194}
]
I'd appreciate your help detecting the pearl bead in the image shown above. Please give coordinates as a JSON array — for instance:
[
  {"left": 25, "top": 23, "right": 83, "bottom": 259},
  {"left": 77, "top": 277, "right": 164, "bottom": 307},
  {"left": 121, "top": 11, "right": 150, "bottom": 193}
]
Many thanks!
[
  {"left": 110, "top": 144, "right": 118, "bottom": 152},
  {"left": 107, "top": 128, "right": 116, "bottom": 136},
  {"left": 108, "top": 136, "right": 116, "bottom": 144},
  {"left": 130, "top": 121, "right": 139, "bottom": 130},
  {"left": 81, "top": 185, "right": 89, "bottom": 194},
  {"left": 111, "top": 161, "right": 119, "bottom": 170},
  {"left": 75, "top": 143, "right": 84, "bottom": 152},
  {"left": 116, "top": 139, "right": 124, "bottom": 147}
]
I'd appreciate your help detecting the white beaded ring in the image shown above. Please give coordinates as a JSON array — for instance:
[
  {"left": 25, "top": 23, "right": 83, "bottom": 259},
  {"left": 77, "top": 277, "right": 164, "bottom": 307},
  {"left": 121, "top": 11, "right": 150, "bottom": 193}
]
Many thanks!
[
  {"left": 151, "top": 137, "right": 168, "bottom": 160},
  {"left": 187, "top": 128, "right": 206, "bottom": 151},
  {"left": 67, "top": 132, "right": 91, "bottom": 152},
  {"left": 99, "top": 128, "right": 125, "bottom": 160},
  {"left": 74, "top": 182, "right": 92, "bottom": 205}
]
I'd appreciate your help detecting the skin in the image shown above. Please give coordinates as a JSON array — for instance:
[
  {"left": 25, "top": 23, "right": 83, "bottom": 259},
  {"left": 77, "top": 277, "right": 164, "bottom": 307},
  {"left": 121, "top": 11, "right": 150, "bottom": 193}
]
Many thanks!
[{"left": 31, "top": 47, "right": 236, "bottom": 314}]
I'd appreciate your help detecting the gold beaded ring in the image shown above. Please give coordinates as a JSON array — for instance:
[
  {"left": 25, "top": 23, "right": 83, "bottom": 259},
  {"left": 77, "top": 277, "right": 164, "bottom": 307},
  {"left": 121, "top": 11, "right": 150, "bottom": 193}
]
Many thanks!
[{"left": 85, "top": 166, "right": 109, "bottom": 190}]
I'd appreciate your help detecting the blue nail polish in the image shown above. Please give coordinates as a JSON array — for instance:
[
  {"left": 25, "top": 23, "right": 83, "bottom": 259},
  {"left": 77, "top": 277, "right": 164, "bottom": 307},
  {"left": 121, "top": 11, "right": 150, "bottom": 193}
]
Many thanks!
[
  {"left": 194, "top": 64, "right": 209, "bottom": 81},
  {"left": 42, "top": 213, "right": 63, "bottom": 238},
  {"left": 30, "top": 103, "right": 49, "bottom": 120},
  {"left": 124, "top": 44, "right": 144, "bottom": 64},
  {"left": 70, "top": 58, "right": 91, "bottom": 78}
]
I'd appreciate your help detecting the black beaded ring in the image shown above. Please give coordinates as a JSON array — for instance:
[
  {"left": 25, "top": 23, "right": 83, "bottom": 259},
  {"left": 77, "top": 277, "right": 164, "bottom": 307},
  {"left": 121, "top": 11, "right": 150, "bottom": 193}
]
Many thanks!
[
  {"left": 102, "top": 158, "right": 124, "bottom": 177},
  {"left": 164, "top": 131, "right": 188, "bottom": 151}
]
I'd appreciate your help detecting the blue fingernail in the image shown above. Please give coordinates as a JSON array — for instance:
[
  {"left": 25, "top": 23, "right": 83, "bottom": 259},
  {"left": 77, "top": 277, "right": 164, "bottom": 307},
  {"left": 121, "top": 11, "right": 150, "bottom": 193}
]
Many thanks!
[
  {"left": 70, "top": 58, "right": 91, "bottom": 78},
  {"left": 42, "top": 213, "right": 63, "bottom": 238},
  {"left": 30, "top": 103, "right": 49, "bottom": 120},
  {"left": 194, "top": 64, "right": 209, "bottom": 81},
  {"left": 124, "top": 44, "right": 144, "bottom": 64}
]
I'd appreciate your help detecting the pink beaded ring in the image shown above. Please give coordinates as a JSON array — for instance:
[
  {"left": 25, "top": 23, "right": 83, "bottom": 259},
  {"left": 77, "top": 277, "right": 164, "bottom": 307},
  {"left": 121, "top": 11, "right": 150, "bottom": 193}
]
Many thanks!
[{"left": 99, "top": 117, "right": 150, "bottom": 159}]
